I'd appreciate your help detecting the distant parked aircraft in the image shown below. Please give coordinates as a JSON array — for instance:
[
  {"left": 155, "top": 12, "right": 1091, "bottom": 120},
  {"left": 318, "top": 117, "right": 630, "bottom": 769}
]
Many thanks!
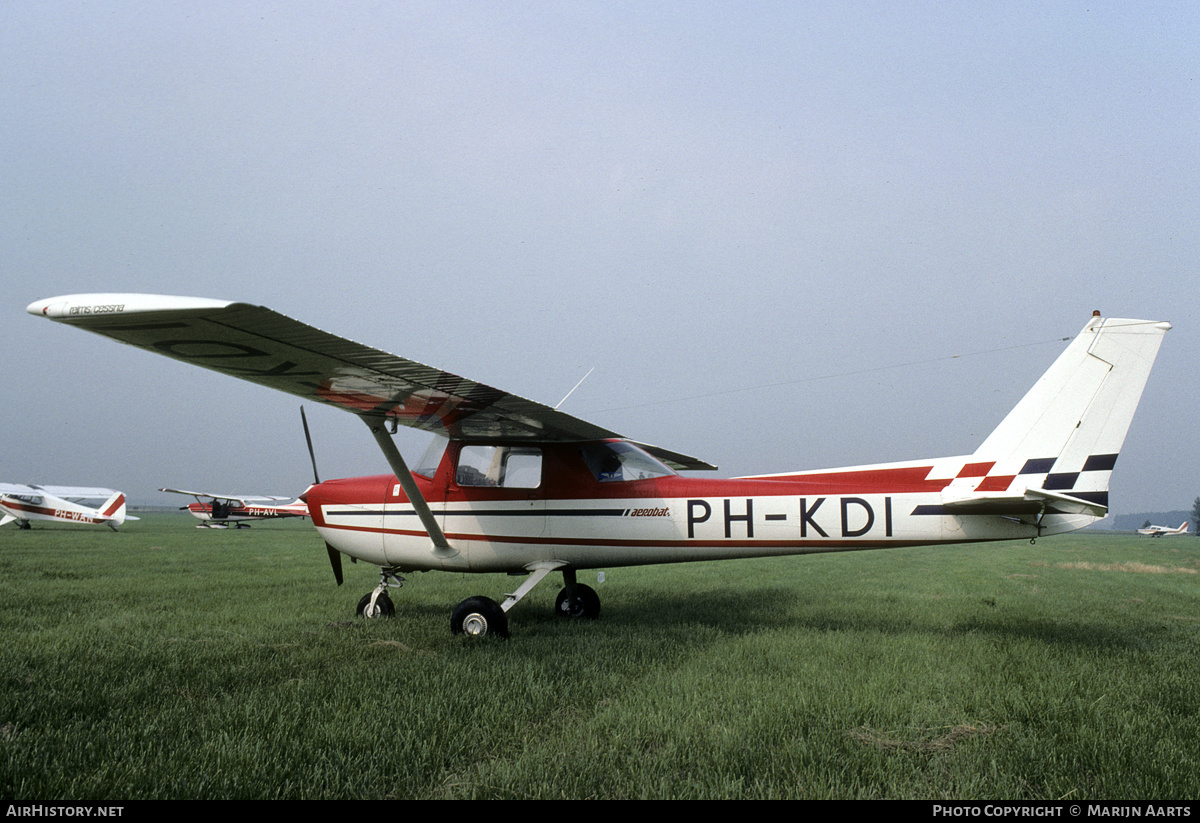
[
  {"left": 1136, "top": 521, "right": 1189, "bottom": 537},
  {"left": 0, "top": 484, "right": 137, "bottom": 530},
  {"left": 160, "top": 488, "right": 308, "bottom": 528}
]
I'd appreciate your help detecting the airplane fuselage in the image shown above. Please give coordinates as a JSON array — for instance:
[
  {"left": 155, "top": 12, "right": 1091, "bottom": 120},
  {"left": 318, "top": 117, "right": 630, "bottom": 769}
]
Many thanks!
[
  {"left": 306, "top": 440, "right": 1094, "bottom": 574},
  {"left": 1137, "top": 523, "right": 1189, "bottom": 537},
  {"left": 184, "top": 501, "right": 307, "bottom": 524}
]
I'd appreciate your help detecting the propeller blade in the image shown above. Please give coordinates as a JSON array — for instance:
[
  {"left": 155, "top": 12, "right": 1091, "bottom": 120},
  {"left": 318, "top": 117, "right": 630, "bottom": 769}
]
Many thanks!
[
  {"left": 326, "top": 543, "right": 344, "bottom": 586},
  {"left": 303, "top": 407, "right": 341, "bottom": 585},
  {"left": 301, "top": 405, "right": 321, "bottom": 484}
]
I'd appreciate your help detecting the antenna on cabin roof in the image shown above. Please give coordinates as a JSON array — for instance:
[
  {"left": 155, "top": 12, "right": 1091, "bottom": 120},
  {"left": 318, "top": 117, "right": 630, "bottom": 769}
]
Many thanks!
[{"left": 556, "top": 367, "right": 595, "bottom": 410}]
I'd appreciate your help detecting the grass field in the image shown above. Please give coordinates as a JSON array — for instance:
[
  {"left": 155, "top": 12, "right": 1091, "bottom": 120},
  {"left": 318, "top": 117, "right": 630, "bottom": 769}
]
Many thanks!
[{"left": 2, "top": 513, "right": 1197, "bottom": 799}]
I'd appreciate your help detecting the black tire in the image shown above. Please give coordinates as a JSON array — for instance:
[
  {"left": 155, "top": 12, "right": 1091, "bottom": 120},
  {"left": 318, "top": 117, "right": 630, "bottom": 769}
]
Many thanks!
[
  {"left": 555, "top": 583, "right": 601, "bottom": 620},
  {"left": 356, "top": 592, "right": 395, "bottom": 618},
  {"left": 451, "top": 596, "right": 509, "bottom": 638}
]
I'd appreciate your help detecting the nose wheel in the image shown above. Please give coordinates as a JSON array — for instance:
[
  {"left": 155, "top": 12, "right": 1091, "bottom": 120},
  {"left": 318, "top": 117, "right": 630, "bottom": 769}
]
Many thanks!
[
  {"left": 357, "top": 591, "right": 395, "bottom": 618},
  {"left": 356, "top": 568, "right": 404, "bottom": 619}
]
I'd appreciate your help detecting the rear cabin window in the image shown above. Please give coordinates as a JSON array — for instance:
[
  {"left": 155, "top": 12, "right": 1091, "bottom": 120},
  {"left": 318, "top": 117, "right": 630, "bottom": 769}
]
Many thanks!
[
  {"left": 579, "top": 442, "right": 676, "bottom": 483},
  {"left": 455, "top": 445, "right": 543, "bottom": 489}
]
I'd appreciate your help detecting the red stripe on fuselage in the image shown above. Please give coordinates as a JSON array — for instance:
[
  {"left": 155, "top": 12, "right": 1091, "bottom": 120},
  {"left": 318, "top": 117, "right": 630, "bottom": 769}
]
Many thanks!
[
  {"left": 2, "top": 500, "right": 105, "bottom": 523},
  {"left": 733, "top": 465, "right": 947, "bottom": 494},
  {"left": 312, "top": 518, "right": 942, "bottom": 552}
]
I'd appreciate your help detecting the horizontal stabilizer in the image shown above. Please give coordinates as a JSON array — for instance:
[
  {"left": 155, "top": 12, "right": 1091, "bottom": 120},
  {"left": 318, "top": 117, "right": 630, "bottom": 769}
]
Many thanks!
[{"left": 941, "top": 486, "right": 1107, "bottom": 519}]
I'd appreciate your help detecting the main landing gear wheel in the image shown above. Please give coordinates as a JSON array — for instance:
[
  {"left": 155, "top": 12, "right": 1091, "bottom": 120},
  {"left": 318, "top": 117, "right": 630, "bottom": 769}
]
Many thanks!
[
  {"left": 451, "top": 596, "right": 509, "bottom": 638},
  {"left": 356, "top": 592, "right": 395, "bottom": 618},
  {"left": 555, "top": 583, "right": 601, "bottom": 620}
]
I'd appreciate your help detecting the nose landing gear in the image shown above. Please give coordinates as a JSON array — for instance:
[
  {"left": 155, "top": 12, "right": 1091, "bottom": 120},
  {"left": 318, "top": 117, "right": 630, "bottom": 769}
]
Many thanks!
[{"left": 356, "top": 569, "right": 404, "bottom": 619}]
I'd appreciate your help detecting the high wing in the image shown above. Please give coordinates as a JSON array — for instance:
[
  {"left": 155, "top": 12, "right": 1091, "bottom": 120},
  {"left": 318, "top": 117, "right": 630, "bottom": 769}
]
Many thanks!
[
  {"left": 28, "top": 294, "right": 715, "bottom": 471},
  {"left": 0, "top": 483, "right": 120, "bottom": 503},
  {"left": 160, "top": 488, "right": 296, "bottom": 506},
  {"left": 0, "top": 483, "right": 42, "bottom": 502}
]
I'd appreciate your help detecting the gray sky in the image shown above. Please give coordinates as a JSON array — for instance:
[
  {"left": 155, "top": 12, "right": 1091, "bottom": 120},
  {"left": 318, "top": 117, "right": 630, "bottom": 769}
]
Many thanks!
[{"left": 4, "top": 2, "right": 1196, "bottom": 515}]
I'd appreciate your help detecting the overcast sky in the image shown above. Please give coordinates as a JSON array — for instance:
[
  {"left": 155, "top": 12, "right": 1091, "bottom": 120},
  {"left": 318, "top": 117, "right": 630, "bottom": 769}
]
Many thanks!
[{"left": 3, "top": 1, "right": 1196, "bottom": 516}]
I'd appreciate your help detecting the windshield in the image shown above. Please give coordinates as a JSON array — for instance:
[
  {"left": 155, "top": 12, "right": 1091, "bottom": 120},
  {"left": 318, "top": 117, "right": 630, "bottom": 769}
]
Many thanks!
[{"left": 579, "top": 441, "right": 676, "bottom": 483}]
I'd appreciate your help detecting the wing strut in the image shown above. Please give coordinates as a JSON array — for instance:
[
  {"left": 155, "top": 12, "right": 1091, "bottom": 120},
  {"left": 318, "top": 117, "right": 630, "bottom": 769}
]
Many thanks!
[{"left": 362, "top": 415, "right": 456, "bottom": 556}]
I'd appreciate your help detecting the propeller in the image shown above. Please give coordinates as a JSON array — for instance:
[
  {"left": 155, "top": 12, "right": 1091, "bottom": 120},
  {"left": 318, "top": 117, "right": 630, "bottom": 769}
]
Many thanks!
[
  {"left": 301, "top": 405, "right": 321, "bottom": 485},
  {"left": 301, "top": 406, "right": 343, "bottom": 586}
]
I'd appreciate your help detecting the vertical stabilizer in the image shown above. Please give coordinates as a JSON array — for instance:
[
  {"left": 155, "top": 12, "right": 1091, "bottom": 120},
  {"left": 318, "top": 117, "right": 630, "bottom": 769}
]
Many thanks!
[
  {"left": 968, "top": 316, "right": 1170, "bottom": 510},
  {"left": 101, "top": 492, "right": 128, "bottom": 530}
]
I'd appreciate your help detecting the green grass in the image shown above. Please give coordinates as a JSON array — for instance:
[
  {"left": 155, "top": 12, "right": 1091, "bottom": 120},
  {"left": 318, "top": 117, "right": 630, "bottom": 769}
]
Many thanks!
[{"left": 2, "top": 513, "right": 1197, "bottom": 799}]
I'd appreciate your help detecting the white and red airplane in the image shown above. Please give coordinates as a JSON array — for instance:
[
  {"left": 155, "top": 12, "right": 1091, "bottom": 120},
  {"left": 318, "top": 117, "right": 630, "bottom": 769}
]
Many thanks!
[
  {"left": 0, "top": 483, "right": 137, "bottom": 531},
  {"left": 159, "top": 488, "right": 309, "bottom": 528},
  {"left": 1136, "top": 521, "right": 1189, "bottom": 537},
  {"left": 28, "top": 295, "right": 1169, "bottom": 637}
]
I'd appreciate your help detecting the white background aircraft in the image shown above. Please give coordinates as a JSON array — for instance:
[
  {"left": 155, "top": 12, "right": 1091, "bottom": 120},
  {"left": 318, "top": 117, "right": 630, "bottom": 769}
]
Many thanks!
[
  {"left": 159, "top": 487, "right": 308, "bottom": 528},
  {"left": 29, "top": 295, "right": 1169, "bottom": 636},
  {"left": 1136, "top": 522, "right": 1189, "bottom": 537},
  {"left": 0, "top": 483, "right": 137, "bottom": 530}
]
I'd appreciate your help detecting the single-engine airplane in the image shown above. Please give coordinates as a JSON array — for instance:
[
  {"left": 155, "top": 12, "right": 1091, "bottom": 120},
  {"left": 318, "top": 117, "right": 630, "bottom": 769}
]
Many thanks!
[
  {"left": 159, "top": 487, "right": 308, "bottom": 528},
  {"left": 28, "top": 295, "right": 1170, "bottom": 637},
  {"left": 1136, "top": 521, "right": 1189, "bottom": 537},
  {"left": 0, "top": 483, "right": 137, "bottom": 530}
]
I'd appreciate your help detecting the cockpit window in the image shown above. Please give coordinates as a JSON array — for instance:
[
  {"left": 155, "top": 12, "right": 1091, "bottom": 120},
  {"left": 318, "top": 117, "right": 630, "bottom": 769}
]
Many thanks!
[
  {"left": 579, "top": 441, "right": 676, "bottom": 483},
  {"left": 456, "top": 445, "right": 543, "bottom": 489},
  {"left": 414, "top": 436, "right": 448, "bottom": 478}
]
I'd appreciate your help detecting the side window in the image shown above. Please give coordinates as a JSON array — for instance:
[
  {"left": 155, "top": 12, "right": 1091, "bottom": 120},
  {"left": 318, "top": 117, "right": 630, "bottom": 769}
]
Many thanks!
[{"left": 456, "top": 445, "right": 542, "bottom": 489}]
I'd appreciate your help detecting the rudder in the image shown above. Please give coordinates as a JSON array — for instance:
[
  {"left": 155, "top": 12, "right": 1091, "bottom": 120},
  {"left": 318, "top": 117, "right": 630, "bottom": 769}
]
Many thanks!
[
  {"left": 101, "top": 492, "right": 129, "bottom": 530},
  {"left": 968, "top": 315, "right": 1170, "bottom": 509}
]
